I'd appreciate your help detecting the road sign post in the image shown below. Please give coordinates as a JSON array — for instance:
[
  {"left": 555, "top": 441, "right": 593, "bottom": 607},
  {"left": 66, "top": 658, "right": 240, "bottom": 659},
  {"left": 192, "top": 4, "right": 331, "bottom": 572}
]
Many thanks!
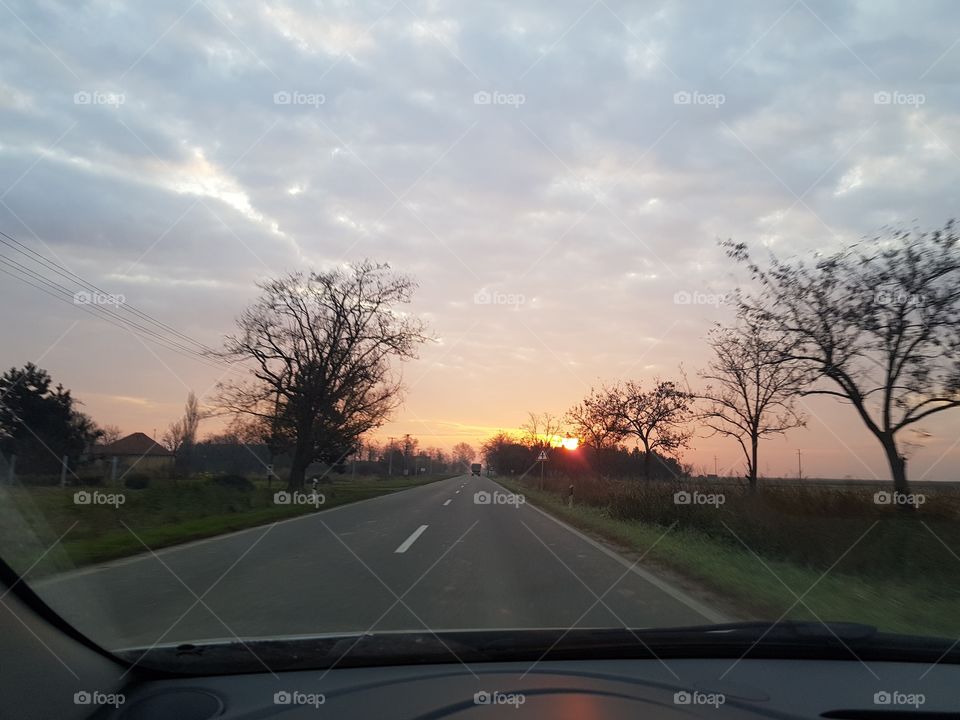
[{"left": 537, "top": 450, "right": 547, "bottom": 490}]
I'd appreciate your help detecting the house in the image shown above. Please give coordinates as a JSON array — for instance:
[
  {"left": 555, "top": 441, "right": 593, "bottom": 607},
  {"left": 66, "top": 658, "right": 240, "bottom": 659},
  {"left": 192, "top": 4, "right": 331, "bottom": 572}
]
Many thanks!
[{"left": 92, "top": 432, "right": 175, "bottom": 477}]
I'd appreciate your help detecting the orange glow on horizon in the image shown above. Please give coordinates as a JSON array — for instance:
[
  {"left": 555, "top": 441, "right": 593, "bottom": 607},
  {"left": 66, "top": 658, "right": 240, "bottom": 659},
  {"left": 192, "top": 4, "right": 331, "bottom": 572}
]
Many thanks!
[{"left": 560, "top": 437, "right": 579, "bottom": 450}]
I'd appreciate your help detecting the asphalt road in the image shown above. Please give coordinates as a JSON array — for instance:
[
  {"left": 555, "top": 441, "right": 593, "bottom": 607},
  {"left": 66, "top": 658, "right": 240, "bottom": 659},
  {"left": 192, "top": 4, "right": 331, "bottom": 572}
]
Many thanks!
[{"left": 34, "top": 475, "right": 724, "bottom": 649}]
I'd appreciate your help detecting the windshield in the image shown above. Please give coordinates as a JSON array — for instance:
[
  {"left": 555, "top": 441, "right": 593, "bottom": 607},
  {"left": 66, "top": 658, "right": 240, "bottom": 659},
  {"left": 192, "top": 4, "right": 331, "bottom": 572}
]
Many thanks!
[{"left": 2, "top": 0, "right": 959, "bottom": 678}]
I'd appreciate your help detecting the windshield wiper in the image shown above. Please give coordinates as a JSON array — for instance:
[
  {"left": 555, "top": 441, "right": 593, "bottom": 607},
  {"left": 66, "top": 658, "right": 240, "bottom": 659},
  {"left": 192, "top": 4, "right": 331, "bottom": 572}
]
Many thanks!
[{"left": 117, "top": 622, "right": 957, "bottom": 676}]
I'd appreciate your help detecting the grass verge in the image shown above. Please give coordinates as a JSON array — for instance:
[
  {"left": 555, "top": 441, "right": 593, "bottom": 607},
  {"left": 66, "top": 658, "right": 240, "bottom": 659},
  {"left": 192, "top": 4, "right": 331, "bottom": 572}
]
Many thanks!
[
  {"left": 496, "top": 477, "right": 958, "bottom": 638},
  {"left": 1, "top": 474, "right": 452, "bottom": 578}
]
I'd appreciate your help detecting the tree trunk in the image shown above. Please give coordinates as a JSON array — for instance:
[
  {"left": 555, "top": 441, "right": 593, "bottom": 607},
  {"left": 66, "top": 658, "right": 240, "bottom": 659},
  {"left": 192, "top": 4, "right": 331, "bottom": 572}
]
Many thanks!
[
  {"left": 749, "top": 435, "right": 759, "bottom": 493},
  {"left": 642, "top": 441, "right": 651, "bottom": 482},
  {"left": 287, "top": 431, "right": 313, "bottom": 491},
  {"left": 880, "top": 434, "right": 911, "bottom": 509}
]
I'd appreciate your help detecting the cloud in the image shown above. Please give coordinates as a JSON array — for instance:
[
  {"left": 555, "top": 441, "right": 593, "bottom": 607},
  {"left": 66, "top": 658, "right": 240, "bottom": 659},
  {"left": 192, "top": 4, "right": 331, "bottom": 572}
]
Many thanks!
[{"left": 3, "top": 0, "right": 960, "bottom": 476}]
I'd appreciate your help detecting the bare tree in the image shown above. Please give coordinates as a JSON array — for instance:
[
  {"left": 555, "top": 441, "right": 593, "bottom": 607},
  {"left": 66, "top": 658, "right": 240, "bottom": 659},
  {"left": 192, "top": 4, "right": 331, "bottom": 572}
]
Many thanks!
[
  {"left": 520, "top": 411, "right": 563, "bottom": 452},
  {"left": 695, "top": 321, "right": 807, "bottom": 490},
  {"left": 217, "top": 262, "right": 429, "bottom": 490},
  {"left": 162, "top": 421, "right": 185, "bottom": 455},
  {"left": 451, "top": 442, "right": 475, "bottom": 470},
  {"left": 401, "top": 433, "right": 419, "bottom": 473},
  {"left": 726, "top": 221, "right": 960, "bottom": 495},
  {"left": 163, "top": 391, "right": 202, "bottom": 474},
  {"left": 99, "top": 424, "right": 122, "bottom": 445},
  {"left": 566, "top": 388, "right": 625, "bottom": 450},
  {"left": 605, "top": 380, "right": 693, "bottom": 481}
]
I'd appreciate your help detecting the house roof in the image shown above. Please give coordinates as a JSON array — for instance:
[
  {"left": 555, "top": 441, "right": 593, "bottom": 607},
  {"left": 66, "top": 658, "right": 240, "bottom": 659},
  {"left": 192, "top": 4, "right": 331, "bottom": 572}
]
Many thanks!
[{"left": 95, "top": 432, "right": 173, "bottom": 457}]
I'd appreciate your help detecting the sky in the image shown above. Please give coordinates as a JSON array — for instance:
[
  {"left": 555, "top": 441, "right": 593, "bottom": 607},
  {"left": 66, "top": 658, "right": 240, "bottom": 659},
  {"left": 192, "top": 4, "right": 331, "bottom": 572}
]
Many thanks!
[{"left": 2, "top": 0, "right": 960, "bottom": 480}]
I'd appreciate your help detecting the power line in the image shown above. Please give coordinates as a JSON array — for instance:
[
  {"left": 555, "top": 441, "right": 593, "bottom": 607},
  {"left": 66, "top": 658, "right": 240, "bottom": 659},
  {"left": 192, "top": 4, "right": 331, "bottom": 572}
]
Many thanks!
[
  {"left": 0, "top": 231, "right": 239, "bottom": 374},
  {"left": 0, "top": 259, "right": 230, "bottom": 373},
  {"left": 0, "top": 230, "right": 220, "bottom": 356},
  {"left": 0, "top": 253, "right": 225, "bottom": 368}
]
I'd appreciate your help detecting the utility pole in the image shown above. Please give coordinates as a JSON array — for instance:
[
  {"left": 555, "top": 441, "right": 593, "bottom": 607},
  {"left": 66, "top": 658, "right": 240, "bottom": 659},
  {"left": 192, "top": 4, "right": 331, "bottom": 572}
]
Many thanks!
[
  {"left": 797, "top": 449, "right": 803, "bottom": 480},
  {"left": 714, "top": 455, "right": 719, "bottom": 478},
  {"left": 387, "top": 437, "right": 395, "bottom": 476}
]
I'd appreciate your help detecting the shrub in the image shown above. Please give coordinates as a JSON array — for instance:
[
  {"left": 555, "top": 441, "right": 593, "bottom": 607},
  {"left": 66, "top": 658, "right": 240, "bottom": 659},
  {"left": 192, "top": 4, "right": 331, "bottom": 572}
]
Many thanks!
[
  {"left": 211, "top": 474, "right": 254, "bottom": 491},
  {"left": 124, "top": 473, "right": 150, "bottom": 489}
]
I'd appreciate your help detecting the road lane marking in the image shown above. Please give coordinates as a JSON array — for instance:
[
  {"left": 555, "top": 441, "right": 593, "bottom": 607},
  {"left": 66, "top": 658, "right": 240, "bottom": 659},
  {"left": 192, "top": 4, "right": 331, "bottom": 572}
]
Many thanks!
[
  {"left": 394, "top": 524, "right": 429, "bottom": 553},
  {"left": 443, "top": 499, "right": 452, "bottom": 506}
]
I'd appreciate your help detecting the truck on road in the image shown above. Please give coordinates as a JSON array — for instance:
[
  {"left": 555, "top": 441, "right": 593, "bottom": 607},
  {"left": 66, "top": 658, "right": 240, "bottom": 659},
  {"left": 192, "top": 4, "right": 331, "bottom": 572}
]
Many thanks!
[{"left": 470, "top": 463, "right": 482, "bottom": 476}]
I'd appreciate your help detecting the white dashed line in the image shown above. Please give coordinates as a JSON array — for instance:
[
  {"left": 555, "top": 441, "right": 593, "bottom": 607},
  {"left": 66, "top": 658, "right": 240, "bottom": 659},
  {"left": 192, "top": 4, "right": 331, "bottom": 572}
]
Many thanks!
[
  {"left": 443, "top": 499, "right": 452, "bottom": 506},
  {"left": 394, "top": 524, "right": 429, "bottom": 553}
]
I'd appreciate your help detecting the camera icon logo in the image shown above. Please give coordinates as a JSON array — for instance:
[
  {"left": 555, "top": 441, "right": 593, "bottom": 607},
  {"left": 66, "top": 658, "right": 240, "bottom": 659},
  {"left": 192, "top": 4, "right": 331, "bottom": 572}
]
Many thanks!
[
  {"left": 474, "top": 491, "right": 491, "bottom": 505},
  {"left": 273, "top": 491, "right": 291, "bottom": 505}
]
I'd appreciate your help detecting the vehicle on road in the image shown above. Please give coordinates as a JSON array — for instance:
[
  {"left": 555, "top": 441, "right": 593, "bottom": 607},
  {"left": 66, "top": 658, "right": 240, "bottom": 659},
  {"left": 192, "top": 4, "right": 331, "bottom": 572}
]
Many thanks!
[{"left": 470, "top": 463, "right": 482, "bottom": 476}]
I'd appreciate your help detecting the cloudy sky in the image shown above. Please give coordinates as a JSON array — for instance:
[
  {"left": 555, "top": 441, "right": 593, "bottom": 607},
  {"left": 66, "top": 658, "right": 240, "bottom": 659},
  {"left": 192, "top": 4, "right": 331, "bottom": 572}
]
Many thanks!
[{"left": 3, "top": 0, "right": 960, "bottom": 479}]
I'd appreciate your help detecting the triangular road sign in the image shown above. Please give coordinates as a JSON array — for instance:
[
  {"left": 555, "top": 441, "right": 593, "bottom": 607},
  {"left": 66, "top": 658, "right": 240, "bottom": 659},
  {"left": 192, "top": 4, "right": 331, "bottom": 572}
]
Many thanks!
[{"left": 537, "top": 450, "right": 548, "bottom": 461}]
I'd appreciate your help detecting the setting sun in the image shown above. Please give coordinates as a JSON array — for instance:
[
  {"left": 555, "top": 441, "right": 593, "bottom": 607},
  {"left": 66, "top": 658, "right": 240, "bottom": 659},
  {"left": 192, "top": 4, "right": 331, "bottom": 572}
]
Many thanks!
[{"left": 560, "top": 437, "right": 579, "bottom": 450}]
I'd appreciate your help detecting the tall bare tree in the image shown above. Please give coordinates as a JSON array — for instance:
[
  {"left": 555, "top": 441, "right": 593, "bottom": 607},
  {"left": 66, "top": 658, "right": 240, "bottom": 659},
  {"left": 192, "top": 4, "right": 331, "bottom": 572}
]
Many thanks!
[
  {"left": 217, "top": 262, "right": 429, "bottom": 490},
  {"left": 726, "top": 221, "right": 960, "bottom": 495},
  {"left": 163, "top": 391, "right": 202, "bottom": 474},
  {"left": 695, "top": 322, "right": 807, "bottom": 490}
]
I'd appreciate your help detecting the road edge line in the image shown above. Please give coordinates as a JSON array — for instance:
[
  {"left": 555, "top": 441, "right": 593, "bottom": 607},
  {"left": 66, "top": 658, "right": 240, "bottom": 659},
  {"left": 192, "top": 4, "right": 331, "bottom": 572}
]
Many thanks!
[{"left": 490, "top": 479, "right": 727, "bottom": 624}]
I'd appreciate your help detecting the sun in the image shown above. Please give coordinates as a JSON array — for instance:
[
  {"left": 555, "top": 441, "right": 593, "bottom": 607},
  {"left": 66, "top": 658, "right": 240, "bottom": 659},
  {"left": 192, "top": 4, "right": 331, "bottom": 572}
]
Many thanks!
[{"left": 560, "top": 437, "right": 579, "bottom": 450}]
